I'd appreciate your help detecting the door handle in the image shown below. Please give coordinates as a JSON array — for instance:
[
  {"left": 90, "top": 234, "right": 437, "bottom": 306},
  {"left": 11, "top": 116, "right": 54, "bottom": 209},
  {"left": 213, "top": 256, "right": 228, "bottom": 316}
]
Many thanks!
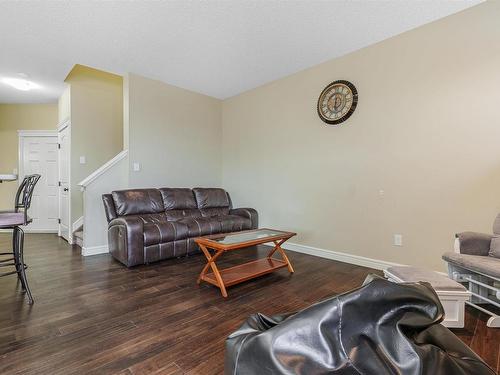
[{"left": 63, "top": 188, "right": 69, "bottom": 192}]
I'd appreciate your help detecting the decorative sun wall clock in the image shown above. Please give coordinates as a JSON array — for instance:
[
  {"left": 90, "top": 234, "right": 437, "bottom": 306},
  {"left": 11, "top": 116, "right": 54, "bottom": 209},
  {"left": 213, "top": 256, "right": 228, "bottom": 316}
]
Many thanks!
[{"left": 317, "top": 80, "right": 358, "bottom": 125}]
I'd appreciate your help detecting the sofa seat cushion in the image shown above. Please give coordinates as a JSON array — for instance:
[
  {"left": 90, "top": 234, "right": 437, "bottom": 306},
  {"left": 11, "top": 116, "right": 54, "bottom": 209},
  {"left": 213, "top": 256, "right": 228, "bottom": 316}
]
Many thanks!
[
  {"left": 216, "top": 215, "right": 252, "bottom": 232},
  {"left": 200, "top": 207, "right": 230, "bottom": 217},
  {"left": 442, "top": 252, "right": 500, "bottom": 278},
  {"left": 143, "top": 221, "right": 189, "bottom": 246},
  {"left": 165, "top": 209, "right": 202, "bottom": 221},
  {"left": 178, "top": 217, "right": 222, "bottom": 237}
]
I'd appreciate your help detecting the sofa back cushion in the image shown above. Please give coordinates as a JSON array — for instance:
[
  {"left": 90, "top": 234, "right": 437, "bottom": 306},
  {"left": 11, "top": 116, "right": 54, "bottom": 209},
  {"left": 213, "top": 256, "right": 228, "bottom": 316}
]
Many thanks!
[
  {"left": 112, "top": 189, "right": 164, "bottom": 216},
  {"left": 193, "top": 188, "right": 229, "bottom": 208},
  {"left": 193, "top": 188, "right": 230, "bottom": 217},
  {"left": 489, "top": 236, "right": 500, "bottom": 259},
  {"left": 159, "top": 188, "right": 197, "bottom": 210}
]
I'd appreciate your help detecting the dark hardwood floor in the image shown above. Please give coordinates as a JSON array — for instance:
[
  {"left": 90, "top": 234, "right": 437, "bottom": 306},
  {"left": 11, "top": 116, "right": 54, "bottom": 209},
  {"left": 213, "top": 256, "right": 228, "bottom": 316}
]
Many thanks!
[{"left": 0, "top": 233, "right": 498, "bottom": 374}]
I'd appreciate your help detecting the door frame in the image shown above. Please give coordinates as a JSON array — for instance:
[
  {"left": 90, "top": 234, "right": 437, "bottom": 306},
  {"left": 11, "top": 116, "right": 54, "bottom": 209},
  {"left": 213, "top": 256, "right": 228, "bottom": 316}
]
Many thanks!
[
  {"left": 17, "top": 129, "right": 59, "bottom": 233},
  {"left": 57, "top": 118, "right": 71, "bottom": 243}
]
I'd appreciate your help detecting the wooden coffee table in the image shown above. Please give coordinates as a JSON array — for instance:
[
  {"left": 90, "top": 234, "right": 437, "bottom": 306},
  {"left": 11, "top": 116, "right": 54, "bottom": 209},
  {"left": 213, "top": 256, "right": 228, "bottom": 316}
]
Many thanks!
[{"left": 195, "top": 228, "right": 296, "bottom": 297}]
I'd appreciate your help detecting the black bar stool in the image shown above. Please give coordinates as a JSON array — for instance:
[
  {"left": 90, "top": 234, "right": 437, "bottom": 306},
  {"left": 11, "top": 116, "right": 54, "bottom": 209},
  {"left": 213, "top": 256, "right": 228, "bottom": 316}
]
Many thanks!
[{"left": 0, "top": 174, "right": 41, "bottom": 304}]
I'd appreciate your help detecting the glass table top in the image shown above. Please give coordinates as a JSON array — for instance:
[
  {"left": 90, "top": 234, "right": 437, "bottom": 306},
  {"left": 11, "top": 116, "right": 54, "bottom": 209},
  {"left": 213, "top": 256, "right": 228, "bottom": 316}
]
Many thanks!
[{"left": 210, "top": 229, "right": 288, "bottom": 245}]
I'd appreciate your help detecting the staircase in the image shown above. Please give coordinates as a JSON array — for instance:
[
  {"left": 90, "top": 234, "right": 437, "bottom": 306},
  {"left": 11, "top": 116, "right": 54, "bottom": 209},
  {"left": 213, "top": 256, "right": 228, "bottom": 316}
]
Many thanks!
[
  {"left": 73, "top": 227, "right": 83, "bottom": 248},
  {"left": 77, "top": 150, "right": 128, "bottom": 256}
]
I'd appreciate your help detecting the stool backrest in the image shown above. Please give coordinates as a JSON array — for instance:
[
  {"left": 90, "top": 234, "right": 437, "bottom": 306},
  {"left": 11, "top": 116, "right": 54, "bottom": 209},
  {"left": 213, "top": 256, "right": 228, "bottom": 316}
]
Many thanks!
[{"left": 15, "top": 174, "right": 41, "bottom": 224}]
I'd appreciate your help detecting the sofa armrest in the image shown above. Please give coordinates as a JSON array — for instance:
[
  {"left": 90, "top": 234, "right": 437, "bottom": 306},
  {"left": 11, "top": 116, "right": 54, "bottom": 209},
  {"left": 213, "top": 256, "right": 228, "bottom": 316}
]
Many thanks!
[
  {"left": 108, "top": 217, "right": 145, "bottom": 267},
  {"left": 455, "top": 231, "right": 493, "bottom": 256},
  {"left": 230, "top": 208, "right": 258, "bottom": 229}
]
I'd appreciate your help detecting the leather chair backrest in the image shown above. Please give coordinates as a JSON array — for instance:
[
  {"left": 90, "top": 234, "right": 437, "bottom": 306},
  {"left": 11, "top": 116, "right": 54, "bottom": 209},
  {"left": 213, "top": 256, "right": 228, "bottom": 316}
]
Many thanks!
[
  {"left": 112, "top": 189, "right": 164, "bottom": 216},
  {"left": 193, "top": 188, "right": 230, "bottom": 217},
  {"left": 493, "top": 213, "right": 500, "bottom": 235}
]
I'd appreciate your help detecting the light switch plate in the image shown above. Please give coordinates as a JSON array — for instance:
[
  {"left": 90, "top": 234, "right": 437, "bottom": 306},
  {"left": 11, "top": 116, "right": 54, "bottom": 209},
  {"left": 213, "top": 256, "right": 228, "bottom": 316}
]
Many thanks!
[
  {"left": 133, "top": 162, "right": 141, "bottom": 172},
  {"left": 79, "top": 156, "right": 86, "bottom": 164}
]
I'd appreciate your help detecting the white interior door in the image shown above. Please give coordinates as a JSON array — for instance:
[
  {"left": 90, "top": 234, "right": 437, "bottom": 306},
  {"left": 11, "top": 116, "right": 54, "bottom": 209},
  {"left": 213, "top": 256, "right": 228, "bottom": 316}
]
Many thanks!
[
  {"left": 19, "top": 133, "right": 59, "bottom": 232},
  {"left": 58, "top": 124, "right": 71, "bottom": 242}
]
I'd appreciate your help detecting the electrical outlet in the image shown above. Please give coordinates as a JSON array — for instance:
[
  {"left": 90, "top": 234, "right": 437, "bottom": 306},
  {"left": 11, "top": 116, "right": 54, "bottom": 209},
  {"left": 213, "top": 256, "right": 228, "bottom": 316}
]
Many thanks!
[
  {"left": 133, "top": 162, "right": 141, "bottom": 172},
  {"left": 79, "top": 156, "right": 86, "bottom": 164},
  {"left": 393, "top": 234, "right": 403, "bottom": 246}
]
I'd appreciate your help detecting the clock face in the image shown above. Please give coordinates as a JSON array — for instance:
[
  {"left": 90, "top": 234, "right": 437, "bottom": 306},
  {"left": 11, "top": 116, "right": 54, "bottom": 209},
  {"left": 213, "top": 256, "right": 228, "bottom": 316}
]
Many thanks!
[{"left": 317, "top": 80, "right": 358, "bottom": 125}]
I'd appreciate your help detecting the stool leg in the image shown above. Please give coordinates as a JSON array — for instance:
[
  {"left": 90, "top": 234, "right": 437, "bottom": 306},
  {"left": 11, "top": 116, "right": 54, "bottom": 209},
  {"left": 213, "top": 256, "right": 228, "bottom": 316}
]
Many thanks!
[
  {"left": 16, "top": 227, "right": 34, "bottom": 304},
  {"left": 12, "top": 228, "right": 27, "bottom": 291}
]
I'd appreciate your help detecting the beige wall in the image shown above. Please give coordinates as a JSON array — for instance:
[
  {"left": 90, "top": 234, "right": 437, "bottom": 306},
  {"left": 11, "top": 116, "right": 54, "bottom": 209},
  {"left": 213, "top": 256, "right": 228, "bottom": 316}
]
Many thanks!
[
  {"left": 58, "top": 86, "right": 70, "bottom": 124},
  {"left": 222, "top": 2, "right": 500, "bottom": 271},
  {"left": 0, "top": 104, "right": 58, "bottom": 209},
  {"left": 127, "top": 73, "right": 222, "bottom": 188},
  {"left": 64, "top": 65, "right": 123, "bottom": 224}
]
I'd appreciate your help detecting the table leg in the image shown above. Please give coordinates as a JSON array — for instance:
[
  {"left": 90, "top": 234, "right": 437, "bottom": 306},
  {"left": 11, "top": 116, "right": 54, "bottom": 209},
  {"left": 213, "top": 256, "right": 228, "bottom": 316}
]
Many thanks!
[
  {"left": 267, "top": 239, "right": 295, "bottom": 273},
  {"left": 197, "top": 244, "right": 228, "bottom": 297},
  {"left": 266, "top": 239, "right": 282, "bottom": 258}
]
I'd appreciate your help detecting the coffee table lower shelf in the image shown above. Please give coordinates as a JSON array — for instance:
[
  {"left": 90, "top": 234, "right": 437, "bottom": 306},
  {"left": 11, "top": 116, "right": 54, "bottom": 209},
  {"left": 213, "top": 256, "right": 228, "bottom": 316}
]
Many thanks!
[{"left": 201, "top": 258, "right": 288, "bottom": 288}]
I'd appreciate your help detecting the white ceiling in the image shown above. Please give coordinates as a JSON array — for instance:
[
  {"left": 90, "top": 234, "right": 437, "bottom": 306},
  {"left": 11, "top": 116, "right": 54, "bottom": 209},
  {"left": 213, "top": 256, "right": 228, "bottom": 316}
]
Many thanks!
[{"left": 0, "top": 0, "right": 482, "bottom": 103}]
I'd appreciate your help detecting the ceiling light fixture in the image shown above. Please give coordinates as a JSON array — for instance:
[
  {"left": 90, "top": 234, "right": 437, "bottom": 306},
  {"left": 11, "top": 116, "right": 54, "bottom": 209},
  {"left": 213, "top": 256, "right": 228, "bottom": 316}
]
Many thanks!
[{"left": 1, "top": 77, "right": 41, "bottom": 91}]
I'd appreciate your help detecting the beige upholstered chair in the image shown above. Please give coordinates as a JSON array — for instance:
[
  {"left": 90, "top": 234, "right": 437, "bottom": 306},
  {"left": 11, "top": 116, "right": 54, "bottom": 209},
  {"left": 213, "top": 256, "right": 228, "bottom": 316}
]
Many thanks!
[{"left": 442, "top": 214, "right": 500, "bottom": 327}]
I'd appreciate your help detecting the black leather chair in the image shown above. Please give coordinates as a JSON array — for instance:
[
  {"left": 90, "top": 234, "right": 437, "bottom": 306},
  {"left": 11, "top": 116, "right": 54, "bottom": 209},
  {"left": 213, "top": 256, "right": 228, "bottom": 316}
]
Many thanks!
[
  {"left": 225, "top": 275, "right": 495, "bottom": 375},
  {"left": 0, "top": 174, "right": 40, "bottom": 304}
]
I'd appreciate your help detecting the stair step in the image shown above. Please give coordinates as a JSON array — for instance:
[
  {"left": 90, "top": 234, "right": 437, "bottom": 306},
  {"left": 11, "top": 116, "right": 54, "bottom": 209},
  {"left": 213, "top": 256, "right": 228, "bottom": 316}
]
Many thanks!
[{"left": 73, "top": 230, "right": 83, "bottom": 247}]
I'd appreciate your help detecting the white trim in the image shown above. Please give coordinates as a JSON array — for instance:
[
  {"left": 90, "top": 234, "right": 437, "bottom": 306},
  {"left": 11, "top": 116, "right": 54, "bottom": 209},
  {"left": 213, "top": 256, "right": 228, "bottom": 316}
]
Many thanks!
[
  {"left": 17, "top": 130, "right": 58, "bottom": 137},
  {"left": 0, "top": 229, "right": 58, "bottom": 234},
  {"left": 281, "top": 242, "right": 404, "bottom": 270},
  {"left": 77, "top": 150, "right": 128, "bottom": 189},
  {"left": 72, "top": 216, "right": 83, "bottom": 232},
  {"left": 82, "top": 245, "right": 108, "bottom": 256},
  {"left": 24, "top": 229, "right": 59, "bottom": 234},
  {"left": 58, "top": 122, "right": 71, "bottom": 242},
  {"left": 57, "top": 117, "right": 70, "bottom": 132}
]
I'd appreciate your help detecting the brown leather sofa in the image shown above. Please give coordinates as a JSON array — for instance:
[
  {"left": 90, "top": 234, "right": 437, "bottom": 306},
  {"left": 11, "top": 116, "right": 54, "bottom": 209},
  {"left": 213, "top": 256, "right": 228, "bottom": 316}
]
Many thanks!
[{"left": 102, "top": 188, "right": 258, "bottom": 267}]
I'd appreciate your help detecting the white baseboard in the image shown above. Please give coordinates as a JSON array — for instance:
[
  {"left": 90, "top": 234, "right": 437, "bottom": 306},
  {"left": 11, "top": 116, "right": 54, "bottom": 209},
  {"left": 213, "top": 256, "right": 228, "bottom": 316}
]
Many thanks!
[
  {"left": 281, "top": 242, "right": 404, "bottom": 270},
  {"left": 0, "top": 229, "right": 58, "bottom": 234},
  {"left": 72, "top": 216, "right": 84, "bottom": 232},
  {"left": 82, "top": 245, "right": 109, "bottom": 256},
  {"left": 26, "top": 229, "right": 59, "bottom": 234}
]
